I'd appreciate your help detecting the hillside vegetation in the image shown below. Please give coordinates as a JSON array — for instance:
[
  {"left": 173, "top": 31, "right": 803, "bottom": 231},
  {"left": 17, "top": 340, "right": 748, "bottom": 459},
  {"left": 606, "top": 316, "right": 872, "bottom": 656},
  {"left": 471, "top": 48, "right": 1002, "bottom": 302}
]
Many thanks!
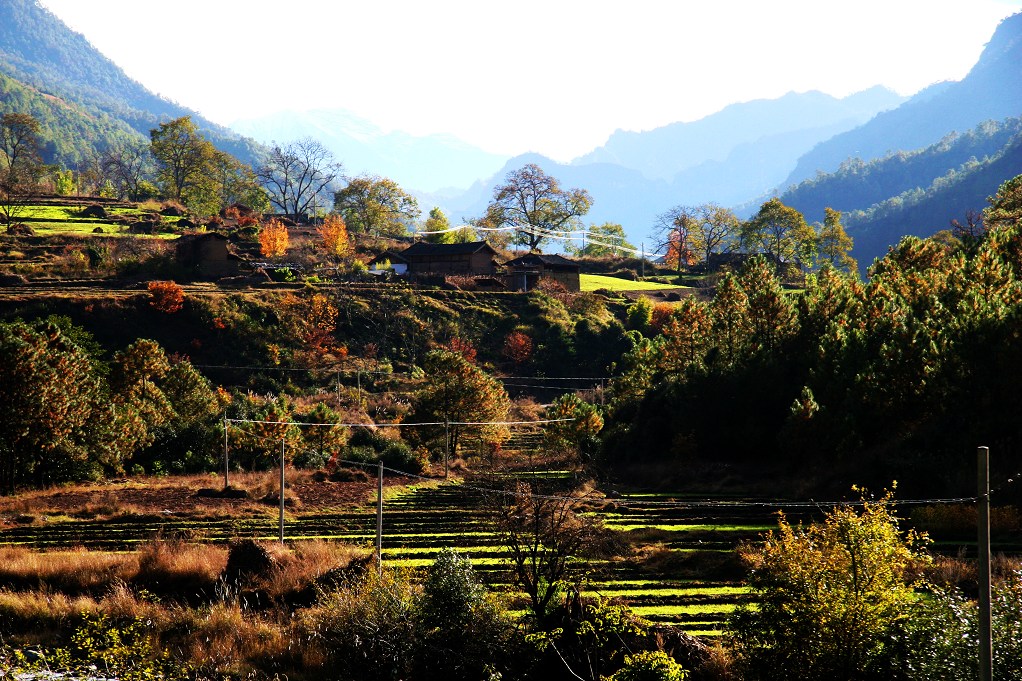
[
  {"left": 780, "top": 118, "right": 1022, "bottom": 268},
  {"left": 0, "top": 0, "right": 264, "bottom": 166}
]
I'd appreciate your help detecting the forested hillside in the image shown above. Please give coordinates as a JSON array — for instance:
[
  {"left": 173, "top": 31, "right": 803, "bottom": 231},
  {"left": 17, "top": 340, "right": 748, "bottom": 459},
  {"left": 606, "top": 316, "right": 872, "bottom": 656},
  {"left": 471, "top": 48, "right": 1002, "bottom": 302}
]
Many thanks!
[
  {"left": 602, "top": 174, "right": 1022, "bottom": 501},
  {"left": 0, "top": 0, "right": 264, "bottom": 165},
  {"left": 777, "top": 118, "right": 1022, "bottom": 267},
  {"left": 784, "top": 12, "right": 1022, "bottom": 185},
  {"left": 845, "top": 137, "right": 1022, "bottom": 267},
  {"left": 783, "top": 118, "right": 1022, "bottom": 222},
  {"left": 0, "top": 69, "right": 142, "bottom": 166}
]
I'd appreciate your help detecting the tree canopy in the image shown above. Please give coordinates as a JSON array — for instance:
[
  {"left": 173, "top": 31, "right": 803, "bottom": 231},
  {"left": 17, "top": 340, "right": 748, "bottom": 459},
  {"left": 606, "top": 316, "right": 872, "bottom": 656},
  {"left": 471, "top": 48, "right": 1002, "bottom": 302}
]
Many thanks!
[
  {"left": 409, "top": 349, "right": 511, "bottom": 457},
  {"left": 333, "top": 174, "right": 420, "bottom": 237},
  {"left": 569, "top": 222, "right": 635, "bottom": 257},
  {"left": 482, "top": 164, "right": 592, "bottom": 252},
  {"left": 742, "top": 198, "right": 817, "bottom": 274},
  {"left": 149, "top": 117, "right": 217, "bottom": 210}
]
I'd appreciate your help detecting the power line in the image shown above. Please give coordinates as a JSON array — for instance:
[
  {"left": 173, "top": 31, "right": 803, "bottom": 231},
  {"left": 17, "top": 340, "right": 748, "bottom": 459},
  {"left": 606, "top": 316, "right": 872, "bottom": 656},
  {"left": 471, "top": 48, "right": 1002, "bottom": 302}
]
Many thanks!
[
  {"left": 194, "top": 363, "right": 398, "bottom": 375},
  {"left": 195, "top": 363, "right": 608, "bottom": 382},
  {"left": 226, "top": 417, "right": 576, "bottom": 428},
  {"left": 226, "top": 420, "right": 980, "bottom": 509}
]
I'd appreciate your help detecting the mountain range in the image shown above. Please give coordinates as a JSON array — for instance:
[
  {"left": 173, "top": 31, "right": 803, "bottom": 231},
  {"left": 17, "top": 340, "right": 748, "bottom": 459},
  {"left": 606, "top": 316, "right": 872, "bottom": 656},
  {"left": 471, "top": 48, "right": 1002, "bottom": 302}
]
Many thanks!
[
  {"left": 0, "top": 0, "right": 262, "bottom": 165},
  {"left": 2, "top": 0, "right": 1022, "bottom": 271},
  {"left": 431, "top": 11, "right": 1022, "bottom": 266},
  {"left": 230, "top": 109, "right": 508, "bottom": 194}
]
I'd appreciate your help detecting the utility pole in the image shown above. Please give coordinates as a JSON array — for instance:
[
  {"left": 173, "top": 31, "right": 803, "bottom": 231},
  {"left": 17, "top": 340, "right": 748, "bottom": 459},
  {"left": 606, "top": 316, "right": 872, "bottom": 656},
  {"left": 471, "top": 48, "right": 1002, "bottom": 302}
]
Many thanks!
[
  {"left": 376, "top": 461, "right": 384, "bottom": 574},
  {"left": 641, "top": 242, "right": 645, "bottom": 279},
  {"left": 278, "top": 439, "right": 286, "bottom": 545},
  {"left": 978, "top": 446, "right": 992, "bottom": 681},
  {"left": 222, "top": 414, "right": 229, "bottom": 491},
  {"left": 444, "top": 420, "right": 450, "bottom": 479}
]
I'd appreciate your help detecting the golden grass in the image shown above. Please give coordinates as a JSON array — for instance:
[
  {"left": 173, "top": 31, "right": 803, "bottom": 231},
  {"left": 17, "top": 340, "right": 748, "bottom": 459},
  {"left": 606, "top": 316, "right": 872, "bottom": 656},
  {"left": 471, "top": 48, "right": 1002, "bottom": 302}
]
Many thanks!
[
  {"left": 0, "top": 541, "right": 230, "bottom": 597},
  {"left": 259, "top": 540, "right": 369, "bottom": 598},
  {"left": 0, "top": 546, "right": 131, "bottom": 593},
  {"left": 134, "top": 540, "right": 228, "bottom": 592},
  {"left": 911, "top": 504, "right": 1021, "bottom": 535},
  {"left": 925, "top": 551, "right": 1022, "bottom": 589},
  {"left": 179, "top": 601, "right": 290, "bottom": 674},
  {"left": 0, "top": 473, "right": 300, "bottom": 521},
  {"left": 0, "top": 539, "right": 371, "bottom": 678}
]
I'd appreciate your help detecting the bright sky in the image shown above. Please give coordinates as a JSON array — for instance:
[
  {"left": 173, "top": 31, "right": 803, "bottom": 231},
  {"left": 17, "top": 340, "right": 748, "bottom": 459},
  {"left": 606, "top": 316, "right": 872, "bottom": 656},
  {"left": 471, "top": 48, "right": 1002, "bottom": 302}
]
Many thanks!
[{"left": 39, "top": 0, "right": 1022, "bottom": 162}]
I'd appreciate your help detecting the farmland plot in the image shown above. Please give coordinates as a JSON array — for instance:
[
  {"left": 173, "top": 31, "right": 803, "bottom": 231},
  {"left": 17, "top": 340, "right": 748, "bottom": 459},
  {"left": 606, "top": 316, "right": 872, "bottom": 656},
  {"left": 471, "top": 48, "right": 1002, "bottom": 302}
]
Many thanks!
[{"left": 0, "top": 475, "right": 807, "bottom": 637}]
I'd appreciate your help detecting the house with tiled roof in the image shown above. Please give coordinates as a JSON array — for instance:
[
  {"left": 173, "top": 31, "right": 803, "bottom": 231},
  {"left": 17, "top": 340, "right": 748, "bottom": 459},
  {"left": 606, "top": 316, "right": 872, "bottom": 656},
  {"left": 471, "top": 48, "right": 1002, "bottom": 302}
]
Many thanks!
[
  {"left": 392, "top": 241, "right": 500, "bottom": 275},
  {"left": 504, "top": 253, "right": 581, "bottom": 291}
]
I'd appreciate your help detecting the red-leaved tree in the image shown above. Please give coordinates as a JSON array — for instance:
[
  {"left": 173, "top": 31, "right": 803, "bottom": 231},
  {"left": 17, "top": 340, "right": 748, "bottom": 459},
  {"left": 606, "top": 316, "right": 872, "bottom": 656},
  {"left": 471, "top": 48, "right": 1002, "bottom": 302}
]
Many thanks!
[
  {"left": 148, "top": 280, "right": 184, "bottom": 314},
  {"left": 503, "top": 331, "right": 533, "bottom": 365}
]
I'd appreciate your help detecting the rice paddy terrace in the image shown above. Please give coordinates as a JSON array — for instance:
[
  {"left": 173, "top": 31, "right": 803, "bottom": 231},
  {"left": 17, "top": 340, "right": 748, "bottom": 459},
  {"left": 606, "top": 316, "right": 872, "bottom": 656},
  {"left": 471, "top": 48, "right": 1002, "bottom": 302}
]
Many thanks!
[
  {"left": 0, "top": 472, "right": 815, "bottom": 637},
  {"left": 1, "top": 471, "right": 1015, "bottom": 637}
]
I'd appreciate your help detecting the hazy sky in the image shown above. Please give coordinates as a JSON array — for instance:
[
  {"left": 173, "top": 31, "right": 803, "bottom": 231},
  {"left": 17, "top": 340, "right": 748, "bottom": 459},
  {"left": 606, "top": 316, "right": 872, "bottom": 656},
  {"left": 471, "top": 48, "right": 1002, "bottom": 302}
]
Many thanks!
[{"left": 39, "top": 0, "right": 1022, "bottom": 161}]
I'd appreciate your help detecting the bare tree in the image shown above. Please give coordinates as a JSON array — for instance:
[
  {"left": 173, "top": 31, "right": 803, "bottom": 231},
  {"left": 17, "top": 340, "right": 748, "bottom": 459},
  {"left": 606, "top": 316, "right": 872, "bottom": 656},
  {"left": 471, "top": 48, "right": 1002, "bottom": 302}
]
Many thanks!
[
  {"left": 101, "top": 140, "right": 154, "bottom": 200},
  {"left": 0, "top": 113, "right": 43, "bottom": 226},
  {"left": 494, "top": 481, "right": 603, "bottom": 622},
  {"left": 256, "top": 138, "right": 343, "bottom": 222},
  {"left": 653, "top": 203, "right": 740, "bottom": 272}
]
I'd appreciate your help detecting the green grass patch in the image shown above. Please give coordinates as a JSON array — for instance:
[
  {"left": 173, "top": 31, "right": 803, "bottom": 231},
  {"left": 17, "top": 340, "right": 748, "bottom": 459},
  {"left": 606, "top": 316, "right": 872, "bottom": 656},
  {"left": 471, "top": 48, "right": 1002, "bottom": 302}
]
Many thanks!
[
  {"left": 587, "top": 586, "right": 751, "bottom": 598},
  {"left": 628, "top": 603, "right": 739, "bottom": 616},
  {"left": 581, "top": 274, "right": 689, "bottom": 292},
  {"left": 605, "top": 522, "right": 774, "bottom": 533}
]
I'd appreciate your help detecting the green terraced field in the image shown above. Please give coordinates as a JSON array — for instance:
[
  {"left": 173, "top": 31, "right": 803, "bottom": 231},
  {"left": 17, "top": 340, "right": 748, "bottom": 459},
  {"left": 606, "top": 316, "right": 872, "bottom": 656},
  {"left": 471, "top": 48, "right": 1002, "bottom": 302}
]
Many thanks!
[
  {"left": 0, "top": 477, "right": 807, "bottom": 637},
  {"left": 580, "top": 274, "right": 689, "bottom": 292}
]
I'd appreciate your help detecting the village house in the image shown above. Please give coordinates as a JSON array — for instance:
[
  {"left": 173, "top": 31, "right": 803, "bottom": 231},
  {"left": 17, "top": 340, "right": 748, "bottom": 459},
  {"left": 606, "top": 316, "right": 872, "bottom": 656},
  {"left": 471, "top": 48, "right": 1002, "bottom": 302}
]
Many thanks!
[
  {"left": 367, "top": 249, "right": 410, "bottom": 275},
  {"left": 174, "top": 232, "right": 244, "bottom": 280},
  {"left": 504, "top": 253, "right": 581, "bottom": 291},
  {"left": 379, "top": 241, "right": 500, "bottom": 276}
]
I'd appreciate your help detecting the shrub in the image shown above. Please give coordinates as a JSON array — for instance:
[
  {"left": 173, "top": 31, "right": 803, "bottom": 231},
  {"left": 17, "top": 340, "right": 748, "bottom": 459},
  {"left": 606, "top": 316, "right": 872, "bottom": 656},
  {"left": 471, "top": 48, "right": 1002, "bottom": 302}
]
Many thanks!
[
  {"left": 148, "top": 280, "right": 185, "bottom": 314},
  {"left": 627, "top": 297, "right": 654, "bottom": 332},
  {"left": 380, "top": 441, "right": 424, "bottom": 475},
  {"left": 294, "top": 447, "right": 330, "bottom": 470},
  {"left": 8, "top": 614, "right": 188, "bottom": 681},
  {"left": 610, "top": 650, "right": 688, "bottom": 681},
  {"left": 342, "top": 431, "right": 423, "bottom": 475},
  {"left": 503, "top": 330, "right": 534, "bottom": 364},
  {"left": 412, "top": 549, "right": 515, "bottom": 680},
  {"left": 298, "top": 567, "right": 417, "bottom": 679},
  {"left": 728, "top": 489, "right": 929, "bottom": 681},
  {"left": 905, "top": 571, "right": 1022, "bottom": 681}
]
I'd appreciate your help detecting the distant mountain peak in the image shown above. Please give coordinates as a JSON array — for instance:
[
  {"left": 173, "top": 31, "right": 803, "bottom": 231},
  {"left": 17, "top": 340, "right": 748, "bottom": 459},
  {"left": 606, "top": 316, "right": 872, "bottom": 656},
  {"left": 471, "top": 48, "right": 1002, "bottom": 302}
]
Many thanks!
[
  {"left": 785, "top": 11, "right": 1022, "bottom": 186},
  {"left": 571, "top": 88, "right": 905, "bottom": 181},
  {"left": 230, "top": 108, "right": 510, "bottom": 193}
]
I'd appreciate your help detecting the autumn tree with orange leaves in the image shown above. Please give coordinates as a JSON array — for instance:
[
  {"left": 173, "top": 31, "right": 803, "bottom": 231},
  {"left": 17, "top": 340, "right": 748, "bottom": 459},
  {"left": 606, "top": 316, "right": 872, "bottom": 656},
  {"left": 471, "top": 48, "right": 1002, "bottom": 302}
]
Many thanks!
[
  {"left": 503, "top": 330, "right": 534, "bottom": 365},
  {"left": 317, "top": 214, "right": 352, "bottom": 258},
  {"left": 147, "top": 280, "right": 185, "bottom": 314},
  {"left": 258, "top": 219, "right": 289, "bottom": 258},
  {"left": 442, "top": 337, "right": 478, "bottom": 363},
  {"left": 280, "top": 292, "right": 339, "bottom": 355}
]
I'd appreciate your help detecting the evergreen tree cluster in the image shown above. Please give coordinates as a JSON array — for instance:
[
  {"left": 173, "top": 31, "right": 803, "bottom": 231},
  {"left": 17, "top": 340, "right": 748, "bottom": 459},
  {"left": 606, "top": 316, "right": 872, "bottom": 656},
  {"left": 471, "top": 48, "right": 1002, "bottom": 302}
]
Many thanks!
[{"left": 603, "top": 175, "right": 1022, "bottom": 496}]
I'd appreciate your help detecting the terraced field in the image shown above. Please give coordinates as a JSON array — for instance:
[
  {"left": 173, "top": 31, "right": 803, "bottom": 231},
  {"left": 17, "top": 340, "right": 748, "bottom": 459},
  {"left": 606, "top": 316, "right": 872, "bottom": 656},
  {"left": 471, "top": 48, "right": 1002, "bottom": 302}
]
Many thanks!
[
  {"left": 8, "top": 472, "right": 1012, "bottom": 637},
  {"left": 0, "top": 474, "right": 817, "bottom": 637}
]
